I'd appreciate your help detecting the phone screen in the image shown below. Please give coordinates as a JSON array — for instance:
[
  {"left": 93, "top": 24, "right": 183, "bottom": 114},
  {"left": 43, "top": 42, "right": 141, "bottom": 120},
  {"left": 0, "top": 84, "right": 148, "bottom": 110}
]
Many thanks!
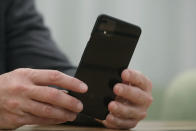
[{"left": 70, "top": 15, "right": 141, "bottom": 120}]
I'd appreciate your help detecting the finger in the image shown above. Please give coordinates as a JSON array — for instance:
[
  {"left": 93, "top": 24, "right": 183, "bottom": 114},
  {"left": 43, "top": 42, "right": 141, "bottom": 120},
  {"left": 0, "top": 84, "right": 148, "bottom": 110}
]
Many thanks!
[
  {"left": 0, "top": 111, "right": 64, "bottom": 129},
  {"left": 1, "top": 111, "right": 65, "bottom": 129},
  {"left": 23, "top": 99, "right": 77, "bottom": 122},
  {"left": 108, "top": 101, "right": 146, "bottom": 120},
  {"left": 115, "top": 96, "right": 130, "bottom": 105},
  {"left": 114, "top": 83, "right": 153, "bottom": 106},
  {"left": 0, "top": 111, "right": 25, "bottom": 129},
  {"left": 29, "top": 69, "right": 88, "bottom": 93},
  {"left": 103, "top": 114, "right": 138, "bottom": 129},
  {"left": 22, "top": 114, "right": 66, "bottom": 125},
  {"left": 102, "top": 120, "right": 116, "bottom": 129},
  {"left": 121, "top": 69, "right": 152, "bottom": 92},
  {"left": 28, "top": 85, "right": 83, "bottom": 113}
]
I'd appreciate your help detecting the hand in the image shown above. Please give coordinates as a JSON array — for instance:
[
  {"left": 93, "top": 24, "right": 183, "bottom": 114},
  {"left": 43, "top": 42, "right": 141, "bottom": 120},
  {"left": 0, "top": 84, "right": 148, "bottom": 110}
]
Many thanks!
[
  {"left": 102, "top": 69, "right": 153, "bottom": 129},
  {"left": 0, "top": 68, "right": 88, "bottom": 129}
]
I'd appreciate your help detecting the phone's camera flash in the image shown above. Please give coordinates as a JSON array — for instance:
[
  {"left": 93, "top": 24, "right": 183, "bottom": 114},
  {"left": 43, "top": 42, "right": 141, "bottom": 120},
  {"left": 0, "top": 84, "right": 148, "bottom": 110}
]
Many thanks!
[{"left": 104, "top": 31, "right": 107, "bottom": 35}]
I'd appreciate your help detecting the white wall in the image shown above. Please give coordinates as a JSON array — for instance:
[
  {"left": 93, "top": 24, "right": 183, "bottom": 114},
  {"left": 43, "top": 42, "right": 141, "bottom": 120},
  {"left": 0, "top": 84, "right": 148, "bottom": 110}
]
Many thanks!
[{"left": 35, "top": 0, "right": 196, "bottom": 87}]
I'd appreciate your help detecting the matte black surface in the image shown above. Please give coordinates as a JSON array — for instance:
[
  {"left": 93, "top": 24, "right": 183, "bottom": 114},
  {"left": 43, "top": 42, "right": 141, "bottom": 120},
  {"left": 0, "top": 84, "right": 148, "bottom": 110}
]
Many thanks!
[{"left": 70, "top": 14, "right": 141, "bottom": 120}]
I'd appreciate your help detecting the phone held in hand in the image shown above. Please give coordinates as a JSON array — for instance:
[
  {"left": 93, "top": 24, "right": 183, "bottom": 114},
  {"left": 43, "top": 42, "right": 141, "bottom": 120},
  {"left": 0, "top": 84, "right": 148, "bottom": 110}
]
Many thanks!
[{"left": 70, "top": 14, "right": 141, "bottom": 120}]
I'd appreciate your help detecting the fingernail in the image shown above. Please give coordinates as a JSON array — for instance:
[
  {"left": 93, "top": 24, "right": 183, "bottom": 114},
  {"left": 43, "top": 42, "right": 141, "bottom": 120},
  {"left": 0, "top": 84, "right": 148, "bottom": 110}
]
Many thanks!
[
  {"left": 62, "top": 90, "right": 69, "bottom": 94},
  {"left": 116, "top": 86, "right": 123, "bottom": 94},
  {"left": 112, "top": 102, "right": 117, "bottom": 110},
  {"left": 80, "top": 83, "right": 88, "bottom": 91},
  {"left": 109, "top": 114, "right": 114, "bottom": 121},
  {"left": 125, "top": 70, "right": 130, "bottom": 80},
  {"left": 77, "top": 102, "right": 83, "bottom": 112}
]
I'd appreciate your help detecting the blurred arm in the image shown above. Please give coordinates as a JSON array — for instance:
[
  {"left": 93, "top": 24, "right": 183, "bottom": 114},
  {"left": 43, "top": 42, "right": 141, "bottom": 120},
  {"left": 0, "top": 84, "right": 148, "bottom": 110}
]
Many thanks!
[
  {"left": 5, "top": 0, "right": 102, "bottom": 127},
  {"left": 6, "top": 0, "right": 75, "bottom": 75}
]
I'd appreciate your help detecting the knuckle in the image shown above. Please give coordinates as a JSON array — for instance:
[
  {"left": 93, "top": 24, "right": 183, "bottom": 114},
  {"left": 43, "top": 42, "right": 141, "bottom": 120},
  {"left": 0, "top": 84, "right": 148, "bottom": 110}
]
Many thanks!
[
  {"left": 69, "top": 97, "right": 81, "bottom": 111},
  {"left": 49, "top": 70, "right": 62, "bottom": 82},
  {"left": 5, "top": 99, "right": 20, "bottom": 110},
  {"left": 47, "top": 88, "right": 60, "bottom": 99},
  {"left": 14, "top": 68, "right": 32, "bottom": 76},
  {"left": 8, "top": 83, "right": 29, "bottom": 96},
  {"left": 69, "top": 96, "right": 78, "bottom": 105},
  {"left": 9, "top": 116, "right": 24, "bottom": 127},
  {"left": 42, "top": 105, "right": 53, "bottom": 114},
  {"left": 1, "top": 114, "right": 22, "bottom": 129},
  {"left": 12, "top": 84, "right": 29, "bottom": 94},
  {"left": 70, "top": 77, "right": 78, "bottom": 84}
]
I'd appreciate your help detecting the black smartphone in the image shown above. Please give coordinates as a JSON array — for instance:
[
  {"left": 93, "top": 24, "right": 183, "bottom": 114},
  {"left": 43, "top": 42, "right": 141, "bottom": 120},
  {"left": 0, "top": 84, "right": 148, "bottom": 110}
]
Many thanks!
[{"left": 70, "top": 14, "right": 141, "bottom": 120}]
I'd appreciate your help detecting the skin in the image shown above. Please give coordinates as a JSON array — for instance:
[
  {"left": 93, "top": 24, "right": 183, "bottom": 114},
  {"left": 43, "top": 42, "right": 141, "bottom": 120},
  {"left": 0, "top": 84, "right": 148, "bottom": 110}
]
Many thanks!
[
  {"left": 102, "top": 69, "right": 153, "bottom": 129},
  {"left": 0, "top": 68, "right": 88, "bottom": 129},
  {"left": 0, "top": 68, "right": 152, "bottom": 129}
]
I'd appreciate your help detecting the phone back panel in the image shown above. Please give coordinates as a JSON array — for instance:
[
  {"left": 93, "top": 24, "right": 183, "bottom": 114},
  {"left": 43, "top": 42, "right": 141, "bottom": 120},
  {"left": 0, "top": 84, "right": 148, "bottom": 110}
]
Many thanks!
[{"left": 70, "top": 15, "right": 141, "bottom": 120}]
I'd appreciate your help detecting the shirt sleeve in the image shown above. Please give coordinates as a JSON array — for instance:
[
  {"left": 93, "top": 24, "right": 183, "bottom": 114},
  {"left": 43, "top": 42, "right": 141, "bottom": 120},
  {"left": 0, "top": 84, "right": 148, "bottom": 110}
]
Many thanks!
[
  {"left": 5, "top": 0, "right": 103, "bottom": 127},
  {"left": 5, "top": 0, "right": 75, "bottom": 75}
]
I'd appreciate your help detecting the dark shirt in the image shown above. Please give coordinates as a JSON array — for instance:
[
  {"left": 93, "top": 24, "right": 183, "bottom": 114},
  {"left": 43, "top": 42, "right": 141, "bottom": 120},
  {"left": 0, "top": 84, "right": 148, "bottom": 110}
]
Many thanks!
[{"left": 0, "top": 0, "right": 102, "bottom": 127}]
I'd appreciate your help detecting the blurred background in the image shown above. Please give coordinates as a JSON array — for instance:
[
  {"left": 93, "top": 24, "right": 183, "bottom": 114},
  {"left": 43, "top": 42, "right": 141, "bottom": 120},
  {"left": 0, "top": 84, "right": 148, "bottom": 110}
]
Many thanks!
[{"left": 35, "top": 0, "right": 196, "bottom": 120}]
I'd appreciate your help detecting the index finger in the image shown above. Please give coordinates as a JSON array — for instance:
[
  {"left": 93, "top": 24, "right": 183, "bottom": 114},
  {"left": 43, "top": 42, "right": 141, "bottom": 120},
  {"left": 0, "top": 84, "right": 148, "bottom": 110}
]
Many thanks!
[
  {"left": 28, "top": 85, "right": 83, "bottom": 113},
  {"left": 29, "top": 69, "right": 88, "bottom": 93},
  {"left": 121, "top": 69, "right": 152, "bottom": 92}
]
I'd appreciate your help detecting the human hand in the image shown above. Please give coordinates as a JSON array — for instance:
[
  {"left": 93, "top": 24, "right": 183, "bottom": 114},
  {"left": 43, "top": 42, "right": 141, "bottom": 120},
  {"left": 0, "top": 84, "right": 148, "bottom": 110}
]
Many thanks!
[
  {"left": 0, "top": 68, "right": 88, "bottom": 129},
  {"left": 102, "top": 69, "right": 153, "bottom": 129}
]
